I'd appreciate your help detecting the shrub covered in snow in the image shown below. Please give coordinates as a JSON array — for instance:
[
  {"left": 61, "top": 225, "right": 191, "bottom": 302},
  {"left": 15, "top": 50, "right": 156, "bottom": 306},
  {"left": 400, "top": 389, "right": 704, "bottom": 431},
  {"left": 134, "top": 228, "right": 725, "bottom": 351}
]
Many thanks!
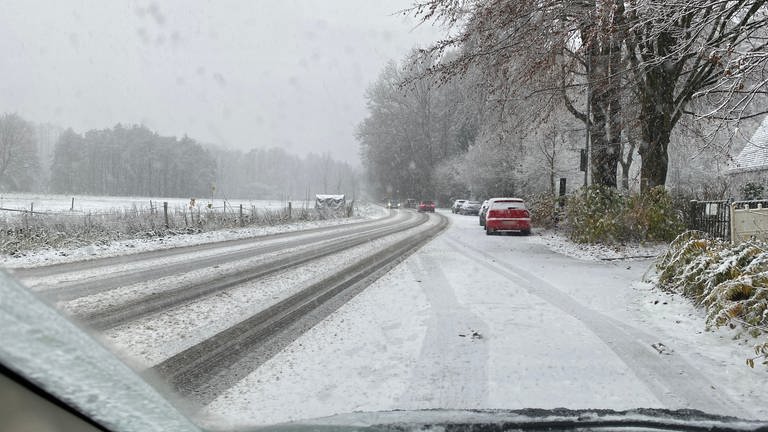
[
  {"left": 565, "top": 186, "right": 684, "bottom": 244},
  {"left": 624, "top": 187, "right": 685, "bottom": 242},
  {"left": 565, "top": 186, "right": 625, "bottom": 243},
  {"left": 654, "top": 231, "right": 768, "bottom": 367},
  {"left": 524, "top": 193, "right": 559, "bottom": 229}
]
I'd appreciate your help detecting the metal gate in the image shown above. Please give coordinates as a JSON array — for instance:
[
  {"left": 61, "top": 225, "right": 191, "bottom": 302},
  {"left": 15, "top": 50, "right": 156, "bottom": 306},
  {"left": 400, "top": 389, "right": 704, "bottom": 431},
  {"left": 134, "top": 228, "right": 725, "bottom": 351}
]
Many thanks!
[{"left": 688, "top": 200, "right": 731, "bottom": 240}]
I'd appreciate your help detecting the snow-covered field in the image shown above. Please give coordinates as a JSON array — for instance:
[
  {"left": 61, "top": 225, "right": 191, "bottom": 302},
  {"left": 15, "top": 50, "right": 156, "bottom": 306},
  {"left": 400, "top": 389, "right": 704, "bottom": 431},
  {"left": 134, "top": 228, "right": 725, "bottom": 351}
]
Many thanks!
[
  {"left": 199, "top": 211, "right": 767, "bottom": 428},
  {"left": 0, "top": 192, "right": 304, "bottom": 214}
]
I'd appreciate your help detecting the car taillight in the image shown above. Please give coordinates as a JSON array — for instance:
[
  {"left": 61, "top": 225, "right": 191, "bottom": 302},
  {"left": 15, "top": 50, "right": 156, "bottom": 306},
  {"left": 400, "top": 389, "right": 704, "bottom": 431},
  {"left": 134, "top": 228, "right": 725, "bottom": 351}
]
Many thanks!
[
  {"left": 487, "top": 209, "right": 499, "bottom": 218},
  {"left": 524, "top": 209, "right": 530, "bottom": 218}
]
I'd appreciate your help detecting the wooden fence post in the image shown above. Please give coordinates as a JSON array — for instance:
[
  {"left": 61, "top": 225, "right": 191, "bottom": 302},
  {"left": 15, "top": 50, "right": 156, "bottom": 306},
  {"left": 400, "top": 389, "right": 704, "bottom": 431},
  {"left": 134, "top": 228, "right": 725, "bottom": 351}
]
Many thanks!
[
  {"left": 71, "top": 197, "right": 75, "bottom": 211},
  {"left": 689, "top": 200, "right": 698, "bottom": 230},
  {"left": 239, "top": 204, "right": 244, "bottom": 226},
  {"left": 288, "top": 201, "right": 292, "bottom": 219},
  {"left": 163, "top": 201, "right": 169, "bottom": 228}
]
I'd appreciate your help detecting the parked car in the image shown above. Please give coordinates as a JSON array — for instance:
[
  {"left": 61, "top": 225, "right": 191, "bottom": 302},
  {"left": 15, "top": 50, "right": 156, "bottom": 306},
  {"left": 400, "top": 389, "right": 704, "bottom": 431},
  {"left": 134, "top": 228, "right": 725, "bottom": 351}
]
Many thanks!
[
  {"left": 451, "top": 199, "right": 467, "bottom": 213},
  {"left": 485, "top": 198, "right": 531, "bottom": 235},
  {"left": 459, "top": 200, "right": 482, "bottom": 215},
  {"left": 479, "top": 200, "right": 490, "bottom": 226},
  {"left": 418, "top": 200, "right": 436, "bottom": 212},
  {"left": 404, "top": 198, "right": 418, "bottom": 209}
]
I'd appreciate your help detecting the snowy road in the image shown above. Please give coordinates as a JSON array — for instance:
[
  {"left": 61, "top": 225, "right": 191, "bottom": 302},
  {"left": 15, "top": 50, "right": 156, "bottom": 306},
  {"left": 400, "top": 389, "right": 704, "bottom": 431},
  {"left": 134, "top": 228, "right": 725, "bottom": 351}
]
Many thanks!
[
  {"left": 10, "top": 208, "right": 449, "bottom": 405},
  {"left": 200, "top": 210, "right": 768, "bottom": 428}
]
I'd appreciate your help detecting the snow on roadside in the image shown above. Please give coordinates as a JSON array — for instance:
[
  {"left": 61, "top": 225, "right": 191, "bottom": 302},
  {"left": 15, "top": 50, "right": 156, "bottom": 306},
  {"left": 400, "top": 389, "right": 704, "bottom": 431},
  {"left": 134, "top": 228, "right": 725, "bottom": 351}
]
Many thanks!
[
  {"left": 0, "top": 202, "right": 386, "bottom": 269},
  {"left": 528, "top": 229, "right": 668, "bottom": 261},
  {"left": 628, "top": 280, "right": 768, "bottom": 419}
]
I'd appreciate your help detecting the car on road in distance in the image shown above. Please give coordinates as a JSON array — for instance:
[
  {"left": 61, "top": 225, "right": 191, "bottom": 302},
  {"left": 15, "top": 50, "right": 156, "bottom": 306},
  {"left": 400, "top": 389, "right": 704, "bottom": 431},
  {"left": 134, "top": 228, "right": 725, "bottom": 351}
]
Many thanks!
[
  {"left": 459, "top": 200, "right": 481, "bottom": 215},
  {"left": 451, "top": 199, "right": 467, "bottom": 213},
  {"left": 418, "top": 200, "right": 435, "bottom": 212},
  {"left": 485, "top": 198, "right": 531, "bottom": 235},
  {"left": 479, "top": 200, "right": 490, "bottom": 226},
  {"left": 404, "top": 198, "right": 418, "bottom": 209},
  {"left": 386, "top": 199, "right": 400, "bottom": 209}
]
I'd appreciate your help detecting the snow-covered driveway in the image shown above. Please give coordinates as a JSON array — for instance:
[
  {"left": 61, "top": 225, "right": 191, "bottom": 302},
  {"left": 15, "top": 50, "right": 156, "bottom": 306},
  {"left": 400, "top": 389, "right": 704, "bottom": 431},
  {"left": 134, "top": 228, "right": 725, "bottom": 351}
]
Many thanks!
[{"left": 202, "top": 210, "right": 768, "bottom": 427}]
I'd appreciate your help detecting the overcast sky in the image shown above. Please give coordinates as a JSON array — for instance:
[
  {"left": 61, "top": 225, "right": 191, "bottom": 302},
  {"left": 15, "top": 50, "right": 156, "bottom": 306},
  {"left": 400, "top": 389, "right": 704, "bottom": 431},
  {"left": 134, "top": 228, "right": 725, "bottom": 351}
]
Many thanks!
[{"left": 0, "top": 1, "right": 444, "bottom": 164}]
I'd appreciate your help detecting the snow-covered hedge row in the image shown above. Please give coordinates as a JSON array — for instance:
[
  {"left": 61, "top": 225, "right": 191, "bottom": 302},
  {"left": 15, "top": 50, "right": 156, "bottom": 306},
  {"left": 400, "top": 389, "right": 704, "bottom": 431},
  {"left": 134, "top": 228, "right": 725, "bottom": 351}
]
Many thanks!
[
  {"left": 565, "top": 186, "right": 685, "bottom": 244},
  {"left": 524, "top": 193, "right": 559, "bottom": 229},
  {"left": 654, "top": 231, "right": 768, "bottom": 368},
  {"left": 0, "top": 205, "right": 344, "bottom": 256}
]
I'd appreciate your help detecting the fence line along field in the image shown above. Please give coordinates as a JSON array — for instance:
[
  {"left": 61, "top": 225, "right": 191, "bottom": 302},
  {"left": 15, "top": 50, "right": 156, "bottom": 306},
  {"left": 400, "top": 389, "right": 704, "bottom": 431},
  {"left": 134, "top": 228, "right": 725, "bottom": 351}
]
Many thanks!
[
  {"left": 0, "top": 193, "right": 350, "bottom": 256},
  {"left": 0, "top": 193, "right": 308, "bottom": 215}
]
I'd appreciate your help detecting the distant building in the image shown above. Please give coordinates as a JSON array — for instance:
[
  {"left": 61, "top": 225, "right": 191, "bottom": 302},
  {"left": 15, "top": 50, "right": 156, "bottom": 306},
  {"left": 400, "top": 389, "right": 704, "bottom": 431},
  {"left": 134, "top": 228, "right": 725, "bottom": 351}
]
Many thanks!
[{"left": 728, "top": 115, "right": 768, "bottom": 199}]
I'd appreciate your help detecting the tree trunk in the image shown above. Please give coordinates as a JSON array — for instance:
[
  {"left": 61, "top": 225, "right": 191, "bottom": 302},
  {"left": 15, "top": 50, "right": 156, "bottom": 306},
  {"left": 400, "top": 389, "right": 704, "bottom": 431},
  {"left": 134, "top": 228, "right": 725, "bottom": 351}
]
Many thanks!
[
  {"left": 606, "top": 6, "right": 623, "bottom": 190},
  {"left": 638, "top": 122, "right": 671, "bottom": 190},
  {"left": 584, "top": 16, "right": 620, "bottom": 189},
  {"left": 638, "top": 65, "right": 676, "bottom": 191}
]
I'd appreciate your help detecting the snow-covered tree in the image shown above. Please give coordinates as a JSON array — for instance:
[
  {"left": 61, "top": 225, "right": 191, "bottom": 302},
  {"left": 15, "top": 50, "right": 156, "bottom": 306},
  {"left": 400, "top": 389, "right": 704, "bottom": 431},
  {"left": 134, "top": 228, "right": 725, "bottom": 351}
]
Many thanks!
[{"left": 0, "top": 113, "right": 39, "bottom": 191}]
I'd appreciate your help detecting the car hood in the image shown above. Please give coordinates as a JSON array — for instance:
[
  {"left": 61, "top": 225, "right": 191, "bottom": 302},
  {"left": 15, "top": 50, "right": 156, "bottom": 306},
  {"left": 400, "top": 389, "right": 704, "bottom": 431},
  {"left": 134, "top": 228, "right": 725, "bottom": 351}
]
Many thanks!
[{"left": 228, "top": 408, "right": 768, "bottom": 432}]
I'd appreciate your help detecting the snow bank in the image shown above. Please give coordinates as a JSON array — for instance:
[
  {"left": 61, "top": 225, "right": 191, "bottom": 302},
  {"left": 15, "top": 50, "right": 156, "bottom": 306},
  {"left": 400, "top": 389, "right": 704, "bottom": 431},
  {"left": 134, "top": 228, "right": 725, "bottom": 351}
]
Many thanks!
[{"left": 528, "top": 229, "right": 668, "bottom": 261}]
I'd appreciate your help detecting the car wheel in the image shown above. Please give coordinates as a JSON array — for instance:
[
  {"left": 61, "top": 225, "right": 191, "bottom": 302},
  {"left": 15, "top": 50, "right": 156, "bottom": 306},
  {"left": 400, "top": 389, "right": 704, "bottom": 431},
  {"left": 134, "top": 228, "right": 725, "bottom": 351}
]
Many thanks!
[
  {"left": 486, "top": 227, "right": 493, "bottom": 236},
  {"left": 522, "top": 228, "right": 531, "bottom": 236}
]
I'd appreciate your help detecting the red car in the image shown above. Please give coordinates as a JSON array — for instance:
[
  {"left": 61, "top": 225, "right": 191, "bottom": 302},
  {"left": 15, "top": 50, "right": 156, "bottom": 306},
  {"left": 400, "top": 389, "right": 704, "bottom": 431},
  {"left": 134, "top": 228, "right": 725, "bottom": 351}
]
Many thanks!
[
  {"left": 485, "top": 198, "right": 531, "bottom": 235},
  {"left": 418, "top": 200, "right": 436, "bottom": 212}
]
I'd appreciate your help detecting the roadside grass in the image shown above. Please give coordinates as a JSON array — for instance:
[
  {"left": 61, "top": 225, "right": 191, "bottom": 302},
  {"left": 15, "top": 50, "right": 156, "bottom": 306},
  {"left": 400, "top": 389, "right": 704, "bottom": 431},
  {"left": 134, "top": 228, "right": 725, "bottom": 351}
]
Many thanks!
[
  {"left": 0, "top": 204, "right": 352, "bottom": 256},
  {"left": 653, "top": 230, "right": 768, "bottom": 368}
]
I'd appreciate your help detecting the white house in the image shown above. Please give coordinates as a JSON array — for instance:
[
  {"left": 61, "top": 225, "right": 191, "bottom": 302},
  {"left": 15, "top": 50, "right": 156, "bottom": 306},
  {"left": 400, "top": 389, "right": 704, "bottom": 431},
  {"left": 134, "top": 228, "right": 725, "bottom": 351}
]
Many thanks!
[{"left": 728, "top": 115, "right": 768, "bottom": 199}]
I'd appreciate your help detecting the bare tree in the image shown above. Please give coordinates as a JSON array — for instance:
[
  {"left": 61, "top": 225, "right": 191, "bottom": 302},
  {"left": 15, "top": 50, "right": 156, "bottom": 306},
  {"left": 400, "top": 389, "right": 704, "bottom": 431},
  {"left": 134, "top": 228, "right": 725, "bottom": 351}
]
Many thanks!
[
  {"left": 624, "top": 0, "right": 768, "bottom": 188},
  {"left": 411, "top": 0, "right": 768, "bottom": 190}
]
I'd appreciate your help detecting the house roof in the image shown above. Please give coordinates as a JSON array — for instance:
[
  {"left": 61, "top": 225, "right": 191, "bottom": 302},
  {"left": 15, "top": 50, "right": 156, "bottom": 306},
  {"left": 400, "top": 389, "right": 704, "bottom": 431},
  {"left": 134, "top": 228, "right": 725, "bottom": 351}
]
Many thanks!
[{"left": 730, "top": 115, "right": 768, "bottom": 173}]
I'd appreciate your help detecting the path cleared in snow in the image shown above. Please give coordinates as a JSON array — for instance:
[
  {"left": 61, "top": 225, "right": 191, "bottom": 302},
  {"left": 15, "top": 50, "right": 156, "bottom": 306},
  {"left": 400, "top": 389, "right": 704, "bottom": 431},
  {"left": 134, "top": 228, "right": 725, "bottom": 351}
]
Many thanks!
[{"left": 200, "top": 210, "right": 768, "bottom": 429}]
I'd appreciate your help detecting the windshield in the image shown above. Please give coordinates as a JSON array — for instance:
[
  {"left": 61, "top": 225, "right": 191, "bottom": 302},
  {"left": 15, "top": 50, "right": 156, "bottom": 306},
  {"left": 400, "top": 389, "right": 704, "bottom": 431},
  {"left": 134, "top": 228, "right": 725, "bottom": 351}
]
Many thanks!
[{"left": 2, "top": 1, "right": 768, "bottom": 430}]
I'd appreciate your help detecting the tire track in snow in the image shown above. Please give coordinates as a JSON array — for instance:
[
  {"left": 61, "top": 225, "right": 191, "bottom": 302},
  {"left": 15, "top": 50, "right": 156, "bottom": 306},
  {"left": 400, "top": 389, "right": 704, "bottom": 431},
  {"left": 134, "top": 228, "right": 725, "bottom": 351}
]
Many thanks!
[
  {"left": 399, "top": 254, "right": 489, "bottom": 409},
  {"left": 11, "top": 211, "right": 397, "bottom": 279},
  {"left": 18, "top": 212, "right": 404, "bottom": 301},
  {"left": 444, "top": 237, "right": 748, "bottom": 418},
  {"left": 149, "top": 213, "right": 449, "bottom": 404}
]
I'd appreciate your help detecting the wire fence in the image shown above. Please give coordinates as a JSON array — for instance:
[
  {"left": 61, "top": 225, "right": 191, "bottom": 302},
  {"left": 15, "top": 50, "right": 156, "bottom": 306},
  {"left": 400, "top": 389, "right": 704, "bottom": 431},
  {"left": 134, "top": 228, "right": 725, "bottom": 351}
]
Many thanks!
[{"left": 0, "top": 200, "right": 356, "bottom": 256}]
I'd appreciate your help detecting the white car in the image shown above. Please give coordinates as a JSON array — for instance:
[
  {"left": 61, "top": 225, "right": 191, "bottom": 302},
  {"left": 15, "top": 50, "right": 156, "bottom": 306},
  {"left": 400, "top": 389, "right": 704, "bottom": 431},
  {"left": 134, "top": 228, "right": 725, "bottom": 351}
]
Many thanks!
[
  {"left": 459, "top": 200, "right": 482, "bottom": 215},
  {"left": 451, "top": 199, "right": 467, "bottom": 213}
]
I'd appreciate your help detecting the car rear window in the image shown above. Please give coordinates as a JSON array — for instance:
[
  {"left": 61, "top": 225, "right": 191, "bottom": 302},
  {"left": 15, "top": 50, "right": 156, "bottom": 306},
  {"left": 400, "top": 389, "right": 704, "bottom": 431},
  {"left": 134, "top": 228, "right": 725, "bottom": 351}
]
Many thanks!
[{"left": 490, "top": 201, "right": 526, "bottom": 210}]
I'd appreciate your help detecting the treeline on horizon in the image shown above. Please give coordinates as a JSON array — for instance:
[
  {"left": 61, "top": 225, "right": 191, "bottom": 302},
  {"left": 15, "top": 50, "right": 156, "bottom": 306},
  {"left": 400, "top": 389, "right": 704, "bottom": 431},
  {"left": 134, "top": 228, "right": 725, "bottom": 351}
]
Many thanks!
[{"left": 0, "top": 113, "right": 359, "bottom": 200}]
